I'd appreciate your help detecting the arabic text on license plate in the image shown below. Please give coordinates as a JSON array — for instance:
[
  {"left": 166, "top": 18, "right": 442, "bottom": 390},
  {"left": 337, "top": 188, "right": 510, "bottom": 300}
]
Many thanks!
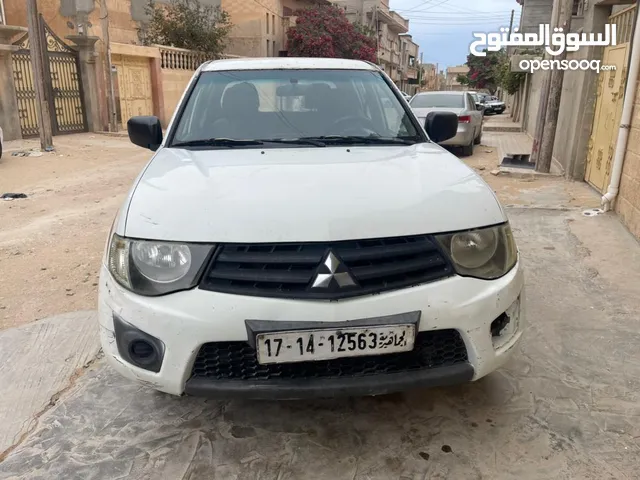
[{"left": 256, "top": 325, "right": 415, "bottom": 365}]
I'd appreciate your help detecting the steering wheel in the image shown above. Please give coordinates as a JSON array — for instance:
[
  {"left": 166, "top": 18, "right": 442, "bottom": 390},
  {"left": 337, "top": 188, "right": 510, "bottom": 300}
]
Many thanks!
[{"left": 330, "top": 116, "right": 377, "bottom": 135}]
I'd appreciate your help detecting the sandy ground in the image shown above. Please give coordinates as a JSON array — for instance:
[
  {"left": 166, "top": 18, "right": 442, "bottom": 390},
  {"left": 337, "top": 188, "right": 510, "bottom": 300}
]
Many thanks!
[
  {"left": 461, "top": 144, "right": 602, "bottom": 209},
  {"left": 0, "top": 134, "right": 150, "bottom": 330},
  {"left": 0, "top": 133, "right": 601, "bottom": 331}
]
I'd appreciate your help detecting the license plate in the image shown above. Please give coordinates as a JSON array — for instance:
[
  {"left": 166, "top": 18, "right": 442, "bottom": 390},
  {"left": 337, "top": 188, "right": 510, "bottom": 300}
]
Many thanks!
[{"left": 256, "top": 324, "right": 416, "bottom": 365}]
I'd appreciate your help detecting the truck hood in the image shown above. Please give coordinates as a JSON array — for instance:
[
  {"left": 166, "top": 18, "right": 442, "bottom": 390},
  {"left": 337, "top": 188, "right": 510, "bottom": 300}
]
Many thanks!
[{"left": 124, "top": 144, "right": 506, "bottom": 243}]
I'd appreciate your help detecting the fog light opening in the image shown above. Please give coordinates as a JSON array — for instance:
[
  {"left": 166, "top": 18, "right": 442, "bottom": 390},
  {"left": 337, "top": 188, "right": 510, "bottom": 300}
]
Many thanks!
[
  {"left": 491, "top": 313, "right": 510, "bottom": 338},
  {"left": 128, "top": 339, "right": 157, "bottom": 365}
]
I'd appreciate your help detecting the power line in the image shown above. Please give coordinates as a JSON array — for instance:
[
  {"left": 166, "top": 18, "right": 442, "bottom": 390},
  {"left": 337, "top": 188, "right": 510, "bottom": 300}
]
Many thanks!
[{"left": 400, "top": 0, "right": 445, "bottom": 14}]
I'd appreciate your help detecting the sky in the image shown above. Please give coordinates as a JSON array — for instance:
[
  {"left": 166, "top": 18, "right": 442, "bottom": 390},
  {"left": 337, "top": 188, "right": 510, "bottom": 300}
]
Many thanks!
[{"left": 390, "top": 0, "right": 522, "bottom": 70}]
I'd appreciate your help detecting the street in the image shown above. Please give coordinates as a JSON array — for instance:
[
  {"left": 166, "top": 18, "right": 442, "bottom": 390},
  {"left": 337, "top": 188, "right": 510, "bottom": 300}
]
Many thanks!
[{"left": 1, "top": 130, "right": 639, "bottom": 479}]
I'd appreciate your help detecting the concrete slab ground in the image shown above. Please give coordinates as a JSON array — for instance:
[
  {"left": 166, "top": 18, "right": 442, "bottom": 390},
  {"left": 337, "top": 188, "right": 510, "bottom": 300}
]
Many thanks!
[
  {"left": 0, "top": 311, "right": 100, "bottom": 456},
  {"left": 483, "top": 131, "right": 533, "bottom": 165},
  {"left": 483, "top": 114, "right": 522, "bottom": 133},
  {"left": 1, "top": 208, "right": 639, "bottom": 479}
]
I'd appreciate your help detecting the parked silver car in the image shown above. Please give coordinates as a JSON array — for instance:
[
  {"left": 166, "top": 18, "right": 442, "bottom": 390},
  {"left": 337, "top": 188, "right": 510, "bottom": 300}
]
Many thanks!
[
  {"left": 409, "top": 91, "right": 483, "bottom": 156},
  {"left": 485, "top": 95, "right": 506, "bottom": 115}
]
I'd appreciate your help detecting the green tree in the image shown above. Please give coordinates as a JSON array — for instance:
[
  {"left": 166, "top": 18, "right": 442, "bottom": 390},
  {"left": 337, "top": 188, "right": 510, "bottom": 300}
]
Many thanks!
[
  {"left": 457, "top": 50, "right": 505, "bottom": 95},
  {"left": 456, "top": 74, "right": 469, "bottom": 86},
  {"left": 139, "top": 0, "right": 232, "bottom": 58},
  {"left": 458, "top": 50, "right": 526, "bottom": 95}
]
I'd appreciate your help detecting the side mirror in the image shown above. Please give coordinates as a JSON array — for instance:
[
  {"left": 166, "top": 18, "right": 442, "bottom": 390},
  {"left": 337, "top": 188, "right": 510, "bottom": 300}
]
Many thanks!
[
  {"left": 476, "top": 103, "right": 484, "bottom": 111},
  {"left": 128, "top": 116, "right": 163, "bottom": 151},
  {"left": 425, "top": 111, "right": 458, "bottom": 143}
]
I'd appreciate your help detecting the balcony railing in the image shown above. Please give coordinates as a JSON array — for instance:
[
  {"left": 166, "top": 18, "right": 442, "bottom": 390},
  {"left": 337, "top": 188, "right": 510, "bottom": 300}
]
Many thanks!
[
  {"left": 157, "top": 45, "right": 241, "bottom": 70},
  {"left": 391, "top": 12, "right": 409, "bottom": 31},
  {"left": 158, "top": 45, "right": 208, "bottom": 70},
  {"left": 373, "top": 8, "right": 409, "bottom": 33}
]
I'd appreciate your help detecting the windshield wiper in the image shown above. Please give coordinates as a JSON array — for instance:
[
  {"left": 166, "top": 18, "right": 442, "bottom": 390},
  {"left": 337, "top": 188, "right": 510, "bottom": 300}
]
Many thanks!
[
  {"left": 259, "top": 138, "right": 326, "bottom": 147},
  {"left": 172, "top": 138, "right": 264, "bottom": 148},
  {"left": 302, "top": 136, "right": 419, "bottom": 146}
]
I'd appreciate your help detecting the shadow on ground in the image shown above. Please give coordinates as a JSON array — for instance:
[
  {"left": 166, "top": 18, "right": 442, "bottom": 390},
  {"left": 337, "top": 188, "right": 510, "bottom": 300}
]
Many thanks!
[{"left": 1, "top": 209, "right": 639, "bottom": 480}]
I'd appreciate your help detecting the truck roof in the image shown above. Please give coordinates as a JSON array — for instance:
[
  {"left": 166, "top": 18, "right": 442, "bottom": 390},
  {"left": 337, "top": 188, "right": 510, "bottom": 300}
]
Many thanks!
[{"left": 201, "top": 57, "right": 380, "bottom": 72}]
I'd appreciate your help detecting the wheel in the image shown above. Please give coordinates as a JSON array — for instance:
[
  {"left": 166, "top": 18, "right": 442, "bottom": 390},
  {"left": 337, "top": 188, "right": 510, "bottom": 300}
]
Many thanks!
[
  {"left": 461, "top": 139, "right": 474, "bottom": 156},
  {"left": 474, "top": 130, "right": 482, "bottom": 145}
]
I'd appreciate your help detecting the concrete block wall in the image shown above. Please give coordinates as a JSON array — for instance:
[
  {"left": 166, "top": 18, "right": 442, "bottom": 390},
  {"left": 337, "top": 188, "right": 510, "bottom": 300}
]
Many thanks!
[
  {"left": 160, "top": 68, "right": 194, "bottom": 124},
  {"left": 524, "top": 70, "right": 543, "bottom": 136},
  {"left": 616, "top": 80, "right": 640, "bottom": 240},
  {"left": 519, "top": 0, "right": 553, "bottom": 34},
  {"left": 222, "top": 0, "right": 280, "bottom": 57},
  {"left": 518, "top": 2, "right": 611, "bottom": 180}
]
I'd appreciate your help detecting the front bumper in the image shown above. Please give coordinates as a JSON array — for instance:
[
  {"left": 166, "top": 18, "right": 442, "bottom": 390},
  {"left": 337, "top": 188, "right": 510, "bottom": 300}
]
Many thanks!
[
  {"left": 98, "top": 261, "right": 525, "bottom": 398},
  {"left": 185, "top": 364, "right": 474, "bottom": 399}
]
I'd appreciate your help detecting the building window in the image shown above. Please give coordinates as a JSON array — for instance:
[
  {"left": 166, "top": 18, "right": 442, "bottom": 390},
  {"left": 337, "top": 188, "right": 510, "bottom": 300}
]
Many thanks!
[
  {"left": 572, "top": 0, "right": 584, "bottom": 16},
  {"left": 272, "top": 14, "right": 275, "bottom": 36},
  {"left": 273, "top": 41, "right": 276, "bottom": 57},
  {"left": 266, "top": 40, "right": 270, "bottom": 56},
  {"left": 266, "top": 13, "right": 269, "bottom": 34},
  {"left": 0, "top": 0, "right": 5, "bottom": 25}
]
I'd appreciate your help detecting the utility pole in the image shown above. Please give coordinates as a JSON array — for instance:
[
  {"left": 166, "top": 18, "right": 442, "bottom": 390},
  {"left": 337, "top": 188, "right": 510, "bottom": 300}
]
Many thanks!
[
  {"left": 26, "top": 0, "right": 53, "bottom": 150},
  {"left": 531, "top": 0, "right": 562, "bottom": 166},
  {"left": 360, "top": 0, "right": 366, "bottom": 24},
  {"left": 508, "top": 9, "right": 515, "bottom": 34},
  {"left": 100, "top": 0, "right": 117, "bottom": 132},
  {"left": 536, "top": 0, "right": 574, "bottom": 173}
]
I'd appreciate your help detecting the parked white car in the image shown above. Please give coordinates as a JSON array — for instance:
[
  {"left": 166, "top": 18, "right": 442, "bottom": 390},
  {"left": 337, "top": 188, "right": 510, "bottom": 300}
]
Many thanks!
[
  {"left": 409, "top": 91, "right": 484, "bottom": 156},
  {"left": 99, "top": 58, "right": 525, "bottom": 399}
]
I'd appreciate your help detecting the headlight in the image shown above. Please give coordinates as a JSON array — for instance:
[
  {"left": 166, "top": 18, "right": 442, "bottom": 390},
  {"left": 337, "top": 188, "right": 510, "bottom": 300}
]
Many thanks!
[
  {"left": 436, "top": 224, "right": 517, "bottom": 280},
  {"left": 108, "top": 234, "right": 213, "bottom": 295}
]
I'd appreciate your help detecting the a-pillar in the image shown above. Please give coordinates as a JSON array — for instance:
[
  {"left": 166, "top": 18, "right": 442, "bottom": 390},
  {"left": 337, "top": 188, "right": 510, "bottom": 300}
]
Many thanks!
[
  {"left": 66, "top": 35, "right": 101, "bottom": 132},
  {"left": 0, "top": 25, "right": 27, "bottom": 141}
]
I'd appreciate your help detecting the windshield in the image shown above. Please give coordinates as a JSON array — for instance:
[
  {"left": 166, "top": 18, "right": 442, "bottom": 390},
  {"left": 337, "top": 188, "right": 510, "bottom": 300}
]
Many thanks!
[
  {"left": 410, "top": 94, "right": 464, "bottom": 109},
  {"left": 171, "top": 69, "right": 422, "bottom": 147}
]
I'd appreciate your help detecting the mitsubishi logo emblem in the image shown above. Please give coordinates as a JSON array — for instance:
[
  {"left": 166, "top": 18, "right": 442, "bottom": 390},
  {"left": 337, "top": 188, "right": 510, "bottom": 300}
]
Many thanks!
[{"left": 311, "top": 251, "right": 357, "bottom": 289}]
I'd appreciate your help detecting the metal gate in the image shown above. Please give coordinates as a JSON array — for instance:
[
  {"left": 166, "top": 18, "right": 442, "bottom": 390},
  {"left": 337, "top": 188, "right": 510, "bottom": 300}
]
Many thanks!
[
  {"left": 12, "top": 16, "right": 87, "bottom": 137},
  {"left": 585, "top": 6, "right": 636, "bottom": 192}
]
